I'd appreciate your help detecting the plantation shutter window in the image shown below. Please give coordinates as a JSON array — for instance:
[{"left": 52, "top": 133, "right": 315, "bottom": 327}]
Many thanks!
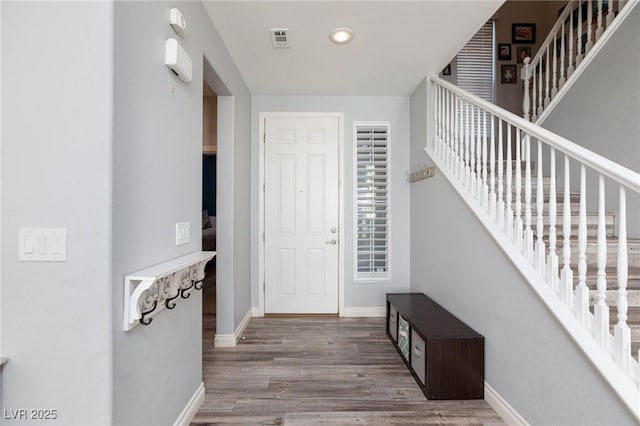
[
  {"left": 355, "top": 123, "right": 389, "bottom": 280},
  {"left": 456, "top": 20, "right": 496, "bottom": 103}
]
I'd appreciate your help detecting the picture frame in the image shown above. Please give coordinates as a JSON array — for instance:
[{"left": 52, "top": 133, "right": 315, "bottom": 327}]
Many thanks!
[
  {"left": 498, "top": 43, "right": 511, "bottom": 61},
  {"left": 501, "top": 64, "right": 517, "bottom": 84},
  {"left": 512, "top": 23, "right": 536, "bottom": 44},
  {"left": 516, "top": 46, "right": 532, "bottom": 63},
  {"left": 442, "top": 63, "right": 452, "bottom": 76}
]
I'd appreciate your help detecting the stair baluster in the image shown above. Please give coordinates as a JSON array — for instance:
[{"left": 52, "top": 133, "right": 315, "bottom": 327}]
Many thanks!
[
  {"left": 606, "top": 0, "right": 616, "bottom": 27},
  {"left": 568, "top": 8, "right": 575, "bottom": 77},
  {"left": 505, "top": 125, "right": 514, "bottom": 241},
  {"left": 551, "top": 34, "right": 558, "bottom": 99},
  {"left": 559, "top": 21, "right": 567, "bottom": 88},
  {"left": 595, "top": 174, "right": 610, "bottom": 347},
  {"left": 577, "top": 2, "right": 584, "bottom": 65},
  {"left": 544, "top": 46, "right": 551, "bottom": 107},
  {"left": 576, "top": 165, "right": 590, "bottom": 325},
  {"left": 489, "top": 115, "right": 496, "bottom": 219},
  {"left": 524, "top": 135, "right": 534, "bottom": 262},
  {"left": 465, "top": 100, "right": 471, "bottom": 188},
  {"left": 596, "top": 0, "right": 604, "bottom": 39},
  {"left": 537, "top": 63, "right": 544, "bottom": 118},
  {"left": 457, "top": 96, "right": 464, "bottom": 179},
  {"left": 470, "top": 104, "right": 476, "bottom": 193},
  {"left": 536, "top": 140, "right": 546, "bottom": 274},
  {"left": 522, "top": 58, "right": 531, "bottom": 122},
  {"left": 562, "top": 156, "right": 574, "bottom": 304},
  {"left": 548, "top": 148, "right": 559, "bottom": 293},
  {"left": 531, "top": 66, "right": 538, "bottom": 122},
  {"left": 614, "top": 186, "right": 631, "bottom": 372},
  {"left": 482, "top": 111, "right": 489, "bottom": 209},
  {"left": 586, "top": 0, "right": 594, "bottom": 52},
  {"left": 497, "top": 119, "right": 505, "bottom": 229},
  {"left": 514, "top": 130, "right": 523, "bottom": 250},
  {"left": 476, "top": 108, "right": 483, "bottom": 200}
]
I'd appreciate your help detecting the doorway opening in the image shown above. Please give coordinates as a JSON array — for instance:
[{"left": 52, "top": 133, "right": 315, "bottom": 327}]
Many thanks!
[{"left": 202, "top": 79, "right": 217, "bottom": 346}]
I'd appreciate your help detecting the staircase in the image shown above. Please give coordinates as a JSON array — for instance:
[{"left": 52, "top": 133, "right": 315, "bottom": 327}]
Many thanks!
[{"left": 425, "top": 72, "right": 640, "bottom": 418}]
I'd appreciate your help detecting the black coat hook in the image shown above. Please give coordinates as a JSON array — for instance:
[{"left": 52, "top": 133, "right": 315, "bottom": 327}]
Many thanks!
[
  {"left": 165, "top": 291, "right": 180, "bottom": 309},
  {"left": 194, "top": 279, "right": 204, "bottom": 291},
  {"left": 140, "top": 300, "right": 158, "bottom": 325},
  {"left": 180, "top": 280, "right": 195, "bottom": 299}
]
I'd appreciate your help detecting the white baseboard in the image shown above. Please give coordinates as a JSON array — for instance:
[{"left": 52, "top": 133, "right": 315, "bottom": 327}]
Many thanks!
[
  {"left": 251, "top": 306, "right": 262, "bottom": 317},
  {"left": 174, "top": 382, "right": 204, "bottom": 426},
  {"left": 485, "top": 382, "right": 528, "bottom": 426},
  {"left": 342, "top": 307, "right": 386, "bottom": 317},
  {"left": 214, "top": 307, "right": 253, "bottom": 347}
]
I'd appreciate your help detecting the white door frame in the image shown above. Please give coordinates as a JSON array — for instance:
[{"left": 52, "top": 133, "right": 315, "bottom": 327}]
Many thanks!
[{"left": 258, "top": 112, "right": 345, "bottom": 317}]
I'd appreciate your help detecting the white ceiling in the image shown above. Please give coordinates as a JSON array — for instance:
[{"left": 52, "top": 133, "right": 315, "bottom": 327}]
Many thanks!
[{"left": 203, "top": 1, "right": 503, "bottom": 96}]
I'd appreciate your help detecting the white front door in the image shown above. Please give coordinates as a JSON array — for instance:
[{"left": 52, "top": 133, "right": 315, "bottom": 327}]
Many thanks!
[{"left": 264, "top": 115, "right": 340, "bottom": 313}]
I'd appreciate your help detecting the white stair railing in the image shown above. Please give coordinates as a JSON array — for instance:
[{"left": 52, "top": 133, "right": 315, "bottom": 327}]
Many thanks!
[
  {"left": 428, "top": 75, "right": 640, "bottom": 417},
  {"left": 522, "top": 0, "right": 636, "bottom": 122}
]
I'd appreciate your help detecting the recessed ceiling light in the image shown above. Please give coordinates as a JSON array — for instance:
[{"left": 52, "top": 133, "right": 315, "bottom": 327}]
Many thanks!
[{"left": 329, "top": 27, "right": 354, "bottom": 44}]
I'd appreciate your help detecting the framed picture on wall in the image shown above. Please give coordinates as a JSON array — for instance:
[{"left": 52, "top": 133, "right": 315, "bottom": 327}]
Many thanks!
[
  {"left": 517, "top": 46, "right": 532, "bottom": 63},
  {"left": 512, "top": 23, "right": 536, "bottom": 44},
  {"left": 501, "top": 64, "right": 517, "bottom": 84},
  {"left": 498, "top": 43, "right": 511, "bottom": 61},
  {"left": 442, "top": 63, "right": 452, "bottom": 76}
]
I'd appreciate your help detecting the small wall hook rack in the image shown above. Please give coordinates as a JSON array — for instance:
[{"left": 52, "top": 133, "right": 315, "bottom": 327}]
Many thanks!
[{"left": 406, "top": 163, "right": 436, "bottom": 183}]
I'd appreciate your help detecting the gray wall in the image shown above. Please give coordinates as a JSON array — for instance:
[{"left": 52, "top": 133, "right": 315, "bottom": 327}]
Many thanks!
[
  {"left": 251, "top": 96, "right": 411, "bottom": 309},
  {"left": 1, "top": 2, "right": 114, "bottom": 424},
  {"left": 540, "top": 2, "right": 640, "bottom": 237},
  {"left": 112, "top": 1, "right": 251, "bottom": 425},
  {"left": 409, "top": 80, "right": 637, "bottom": 425}
]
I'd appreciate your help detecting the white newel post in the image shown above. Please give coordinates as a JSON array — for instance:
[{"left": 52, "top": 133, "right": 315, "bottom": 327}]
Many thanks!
[
  {"left": 522, "top": 58, "right": 531, "bottom": 121},
  {"left": 595, "top": 174, "right": 610, "bottom": 347},
  {"left": 575, "top": 165, "right": 589, "bottom": 325},
  {"left": 614, "top": 186, "right": 631, "bottom": 372}
]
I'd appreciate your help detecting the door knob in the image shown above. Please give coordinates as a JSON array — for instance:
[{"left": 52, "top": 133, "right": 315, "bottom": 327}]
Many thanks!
[{"left": 325, "top": 239, "right": 337, "bottom": 245}]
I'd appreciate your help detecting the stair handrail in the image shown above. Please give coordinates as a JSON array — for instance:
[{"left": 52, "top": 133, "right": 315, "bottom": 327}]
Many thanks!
[
  {"left": 428, "top": 74, "right": 640, "bottom": 419},
  {"left": 432, "top": 76, "right": 640, "bottom": 193}
]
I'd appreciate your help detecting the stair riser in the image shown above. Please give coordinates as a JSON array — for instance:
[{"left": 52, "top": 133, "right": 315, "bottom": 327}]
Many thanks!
[
  {"left": 583, "top": 276, "right": 640, "bottom": 290},
  {"left": 562, "top": 250, "right": 640, "bottom": 268}
]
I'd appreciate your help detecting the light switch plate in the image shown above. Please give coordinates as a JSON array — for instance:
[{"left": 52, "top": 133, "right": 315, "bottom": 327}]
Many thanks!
[
  {"left": 19, "top": 228, "right": 67, "bottom": 261},
  {"left": 176, "top": 222, "right": 190, "bottom": 246}
]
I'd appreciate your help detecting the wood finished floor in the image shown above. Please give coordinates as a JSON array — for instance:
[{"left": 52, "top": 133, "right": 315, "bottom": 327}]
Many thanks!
[{"left": 194, "top": 316, "right": 505, "bottom": 425}]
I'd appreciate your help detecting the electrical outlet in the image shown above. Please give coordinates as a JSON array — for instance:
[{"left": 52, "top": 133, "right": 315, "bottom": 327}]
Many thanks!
[{"left": 175, "top": 222, "right": 190, "bottom": 245}]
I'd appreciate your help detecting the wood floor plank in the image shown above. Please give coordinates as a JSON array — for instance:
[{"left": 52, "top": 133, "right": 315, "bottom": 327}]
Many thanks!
[{"left": 195, "top": 316, "right": 505, "bottom": 425}]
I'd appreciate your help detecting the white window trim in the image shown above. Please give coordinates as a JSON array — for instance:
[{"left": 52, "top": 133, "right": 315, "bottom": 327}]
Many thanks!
[{"left": 352, "top": 121, "right": 391, "bottom": 283}]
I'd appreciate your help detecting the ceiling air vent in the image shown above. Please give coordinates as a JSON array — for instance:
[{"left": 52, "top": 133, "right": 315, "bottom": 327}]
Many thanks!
[{"left": 270, "top": 28, "right": 290, "bottom": 48}]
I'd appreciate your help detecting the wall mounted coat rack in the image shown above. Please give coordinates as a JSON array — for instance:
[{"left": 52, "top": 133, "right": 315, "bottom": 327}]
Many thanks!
[{"left": 123, "top": 251, "right": 216, "bottom": 331}]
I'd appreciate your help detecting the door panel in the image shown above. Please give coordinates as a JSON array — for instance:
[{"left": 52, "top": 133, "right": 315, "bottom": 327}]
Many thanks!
[{"left": 264, "top": 115, "right": 339, "bottom": 313}]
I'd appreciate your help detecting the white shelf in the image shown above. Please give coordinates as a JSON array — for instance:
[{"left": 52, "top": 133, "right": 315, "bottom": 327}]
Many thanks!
[{"left": 123, "top": 251, "right": 216, "bottom": 331}]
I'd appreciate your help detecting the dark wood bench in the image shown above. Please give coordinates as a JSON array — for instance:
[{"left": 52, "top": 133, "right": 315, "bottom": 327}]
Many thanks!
[{"left": 386, "top": 293, "right": 484, "bottom": 400}]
